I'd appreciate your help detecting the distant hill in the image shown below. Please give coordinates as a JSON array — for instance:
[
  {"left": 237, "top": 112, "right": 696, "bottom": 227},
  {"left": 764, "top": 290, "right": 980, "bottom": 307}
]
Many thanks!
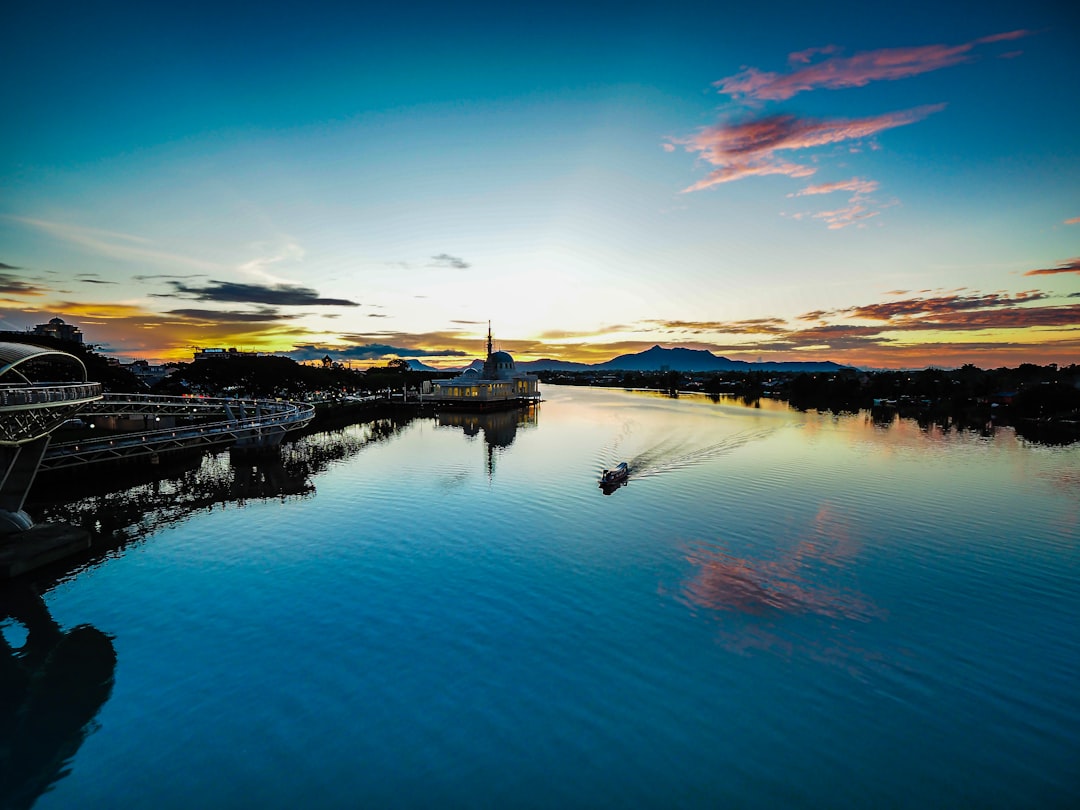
[
  {"left": 534, "top": 345, "right": 848, "bottom": 373},
  {"left": 405, "top": 359, "right": 442, "bottom": 372},
  {"left": 415, "top": 345, "right": 848, "bottom": 375}
]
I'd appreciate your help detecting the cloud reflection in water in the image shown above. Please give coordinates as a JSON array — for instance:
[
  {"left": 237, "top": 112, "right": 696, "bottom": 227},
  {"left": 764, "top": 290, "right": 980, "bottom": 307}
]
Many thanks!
[{"left": 678, "top": 505, "right": 885, "bottom": 663}]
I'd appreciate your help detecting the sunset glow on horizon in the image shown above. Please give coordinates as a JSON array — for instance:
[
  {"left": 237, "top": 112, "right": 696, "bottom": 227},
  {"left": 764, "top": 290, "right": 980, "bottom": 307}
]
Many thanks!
[{"left": 2, "top": 1, "right": 1077, "bottom": 370}]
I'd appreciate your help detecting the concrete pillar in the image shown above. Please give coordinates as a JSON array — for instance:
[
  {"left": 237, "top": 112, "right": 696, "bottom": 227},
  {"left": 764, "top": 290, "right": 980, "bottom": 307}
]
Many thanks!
[{"left": 0, "top": 436, "right": 50, "bottom": 533}]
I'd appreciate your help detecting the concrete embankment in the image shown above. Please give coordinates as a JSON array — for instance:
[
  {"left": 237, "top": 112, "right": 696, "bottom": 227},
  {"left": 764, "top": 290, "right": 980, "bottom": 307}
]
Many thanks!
[{"left": 0, "top": 524, "right": 91, "bottom": 579}]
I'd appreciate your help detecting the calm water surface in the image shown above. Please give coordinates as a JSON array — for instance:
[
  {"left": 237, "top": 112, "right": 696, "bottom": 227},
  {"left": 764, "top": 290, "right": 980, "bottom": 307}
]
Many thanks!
[{"left": 4, "top": 385, "right": 1079, "bottom": 808}]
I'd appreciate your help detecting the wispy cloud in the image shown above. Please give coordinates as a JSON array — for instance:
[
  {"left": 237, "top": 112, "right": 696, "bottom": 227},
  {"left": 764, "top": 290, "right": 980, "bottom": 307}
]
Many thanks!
[
  {"left": 647, "top": 318, "right": 789, "bottom": 335},
  {"left": 0, "top": 262, "right": 21, "bottom": 270},
  {"left": 431, "top": 253, "right": 471, "bottom": 270},
  {"left": 289, "top": 328, "right": 483, "bottom": 362},
  {"left": 166, "top": 307, "right": 300, "bottom": 323},
  {"left": 811, "top": 203, "right": 881, "bottom": 230},
  {"left": 1024, "top": 258, "right": 1080, "bottom": 277},
  {"left": 290, "top": 342, "right": 469, "bottom": 362},
  {"left": 789, "top": 178, "right": 879, "bottom": 197},
  {"left": 158, "top": 280, "right": 359, "bottom": 307},
  {"left": 676, "top": 106, "right": 944, "bottom": 193},
  {"left": 238, "top": 240, "right": 306, "bottom": 285},
  {"left": 0, "top": 272, "right": 44, "bottom": 296},
  {"left": 671, "top": 31, "right": 1033, "bottom": 228},
  {"left": 714, "top": 30, "right": 1032, "bottom": 102},
  {"left": 837, "top": 290, "right": 1047, "bottom": 321},
  {"left": 133, "top": 273, "right": 209, "bottom": 281},
  {"left": 8, "top": 216, "right": 221, "bottom": 271},
  {"left": 1065, "top": 217, "right": 1080, "bottom": 225},
  {"left": 77, "top": 274, "right": 118, "bottom": 285},
  {"left": 637, "top": 287, "right": 1079, "bottom": 367}
]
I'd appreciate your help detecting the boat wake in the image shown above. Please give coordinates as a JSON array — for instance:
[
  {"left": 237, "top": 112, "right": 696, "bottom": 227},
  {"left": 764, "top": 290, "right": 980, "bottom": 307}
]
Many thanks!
[{"left": 626, "top": 427, "right": 779, "bottom": 480}]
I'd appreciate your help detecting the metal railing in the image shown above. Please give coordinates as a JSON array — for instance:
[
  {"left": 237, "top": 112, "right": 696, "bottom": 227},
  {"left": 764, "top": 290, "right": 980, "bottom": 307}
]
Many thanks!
[
  {"left": 0, "top": 382, "right": 103, "bottom": 410},
  {"left": 41, "top": 395, "right": 315, "bottom": 470}
]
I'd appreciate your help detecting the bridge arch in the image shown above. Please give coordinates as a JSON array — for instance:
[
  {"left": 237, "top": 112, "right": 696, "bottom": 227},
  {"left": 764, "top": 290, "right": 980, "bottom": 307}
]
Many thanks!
[
  {"left": 0, "top": 342, "right": 89, "bottom": 385},
  {"left": 1, "top": 342, "right": 102, "bottom": 534}
]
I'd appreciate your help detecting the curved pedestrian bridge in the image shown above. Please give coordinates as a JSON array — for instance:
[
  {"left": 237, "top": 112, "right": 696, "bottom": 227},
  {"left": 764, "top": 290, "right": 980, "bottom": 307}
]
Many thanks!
[
  {"left": 0, "top": 342, "right": 313, "bottom": 539},
  {"left": 1, "top": 342, "right": 105, "bottom": 535},
  {"left": 0, "top": 343, "right": 104, "bottom": 445}
]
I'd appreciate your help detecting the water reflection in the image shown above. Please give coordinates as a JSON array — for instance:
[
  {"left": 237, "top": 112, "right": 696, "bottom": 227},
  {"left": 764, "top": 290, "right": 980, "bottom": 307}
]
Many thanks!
[
  {"left": 598, "top": 479, "right": 627, "bottom": 496},
  {"left": 0, "top": 585, "right": 116, "bottom": 810},
  {"left": 679, "top": 504, "right": 884, "bottom": 666},
  {"left": 0, "top": 415, "right": 418, "bottom": 806},
  {"left": 436, "top": 407, "right": 538, "bottom": 476},
  {"left": 26, "top": 416, "right": 416, "bottom": 579}
]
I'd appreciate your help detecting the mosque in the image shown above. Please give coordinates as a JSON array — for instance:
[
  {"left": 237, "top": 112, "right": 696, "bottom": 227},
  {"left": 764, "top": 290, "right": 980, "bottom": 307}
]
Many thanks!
[
  {"left": 424, "top": 325, "right": 540, "bottom": 409},
  {"left": 32, "top": 317, "right": 83, "bottom": 345}
]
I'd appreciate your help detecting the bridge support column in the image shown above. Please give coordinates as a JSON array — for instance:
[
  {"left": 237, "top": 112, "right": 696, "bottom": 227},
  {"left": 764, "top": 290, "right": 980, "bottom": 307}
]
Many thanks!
[{"left": 0, "top": 436, "right": 50, "bottom": 534}]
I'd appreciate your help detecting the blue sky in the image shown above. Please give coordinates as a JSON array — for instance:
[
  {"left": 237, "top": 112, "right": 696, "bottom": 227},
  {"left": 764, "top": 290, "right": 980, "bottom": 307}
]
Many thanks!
[{"left": 2, "top": 0, "right": 1077, "bottom": 368}]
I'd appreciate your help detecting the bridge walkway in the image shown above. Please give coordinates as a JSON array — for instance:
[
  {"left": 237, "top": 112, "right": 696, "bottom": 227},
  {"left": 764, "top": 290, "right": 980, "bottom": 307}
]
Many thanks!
[{"left": 42, "top": 394, "right": 316, "bottom": 470}]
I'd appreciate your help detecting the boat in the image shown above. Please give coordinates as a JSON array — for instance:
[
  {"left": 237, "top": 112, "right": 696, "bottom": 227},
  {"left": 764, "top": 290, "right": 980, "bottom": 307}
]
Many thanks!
[{"left": 599, "top": 462, "right": 629, "bottom": 486}]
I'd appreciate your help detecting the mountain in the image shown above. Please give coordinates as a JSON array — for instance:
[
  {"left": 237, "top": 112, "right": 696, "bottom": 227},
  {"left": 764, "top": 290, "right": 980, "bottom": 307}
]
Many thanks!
[
  {"left": 556, "top": 345, "right": 847, "bottom": 373},
  {"left": 598, "top": 345, "right": 736, "bottom": 371},
  {"left": 419, "top": 345, "right": 849, "bottom": 375},
  {"left": 405, "top": 359, "right": 441, "bottom": 372}
]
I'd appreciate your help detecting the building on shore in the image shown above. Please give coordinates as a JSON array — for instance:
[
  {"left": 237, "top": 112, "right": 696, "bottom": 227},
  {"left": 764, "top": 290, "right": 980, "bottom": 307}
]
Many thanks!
[
  {"left": 193, "top": 347, "right": 260, "bottom": 361},
  {"left": 424, "top": 326, "right": 540, "bottom": 409},
  {"left": 32, "top": 317, "right": 83, "bottom": 345},
  {"left": 122, "top": 359, "right": 174, "bottom": 387}
]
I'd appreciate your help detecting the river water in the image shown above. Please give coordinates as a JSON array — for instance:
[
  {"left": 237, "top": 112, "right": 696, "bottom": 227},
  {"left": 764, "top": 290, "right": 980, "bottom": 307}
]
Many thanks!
[{"left": 4, "top": 385, "right": 1079, "bottom": 808}]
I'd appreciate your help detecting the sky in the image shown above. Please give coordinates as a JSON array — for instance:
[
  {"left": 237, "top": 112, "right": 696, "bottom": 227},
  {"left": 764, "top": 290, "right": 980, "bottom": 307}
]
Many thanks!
[{"left": 2, "top": 0, "right": 1078, "bottom": 369}]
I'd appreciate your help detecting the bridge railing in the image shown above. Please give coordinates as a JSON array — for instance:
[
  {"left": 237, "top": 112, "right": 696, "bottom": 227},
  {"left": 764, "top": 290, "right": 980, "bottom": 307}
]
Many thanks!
[
  {"left": 0, "top": 382, "right": 103, "bottom": 409},
  {"left": 44, "top": 398, "right": 316, "bottom": 463},
  {"left": 82, "top": 393, "right": 310, "bottom": 417}
]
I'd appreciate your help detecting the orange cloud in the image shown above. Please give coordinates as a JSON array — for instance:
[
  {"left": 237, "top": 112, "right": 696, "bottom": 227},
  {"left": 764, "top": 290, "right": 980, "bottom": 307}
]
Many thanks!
[
  {"left": 649, "top": 318, "right": 789, "bottom": 335},
  {"left": 1025, "top": 258, "right": 1080, "bottom": 276},
  {"left": 643, "top": 290, "right": 1080, "bottom": 368},
  {"left": 715, "top": 30, "right": 1033, "bottom": 101},
  {"left": 1065, "top": 217, "right": 1080, "bottom": 225},
  {"left": 839, "top": 291, "right": 1048, "bottom": 321}
]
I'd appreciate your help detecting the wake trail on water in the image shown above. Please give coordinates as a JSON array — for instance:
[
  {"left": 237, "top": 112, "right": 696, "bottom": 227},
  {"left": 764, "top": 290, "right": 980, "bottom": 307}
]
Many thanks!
[{"left": 626, "top": 426, "right": 779, "bottom": 480}]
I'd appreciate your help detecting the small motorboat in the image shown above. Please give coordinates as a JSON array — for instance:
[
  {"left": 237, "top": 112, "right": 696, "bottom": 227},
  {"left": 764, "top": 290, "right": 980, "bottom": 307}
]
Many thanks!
[{"left": 599, "top": 462, "right": 629, "bottom": 486}]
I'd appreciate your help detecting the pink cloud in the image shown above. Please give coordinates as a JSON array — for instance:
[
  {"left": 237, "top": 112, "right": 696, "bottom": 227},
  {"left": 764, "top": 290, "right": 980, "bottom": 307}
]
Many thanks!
[
  {"left": 814, "top": 204, "right": 880, "bottom": 230},
  {"left": 715, "top": 30, "right": 1033, "bottom": 101},
  {"left": 787, "top": 45, "right": 842, "bottom": 65},
  {"left": 682, "top": 159, "right": 816, "bottom": 193},
  {"left": 789, "top": 177, "right": 880, "bottom": 197},
  {"left": 679, "top": 106, "right": 943, "bottom": 193},
  {"left": 1065, "top": 217, "right": 1080, "bottom": 225}
]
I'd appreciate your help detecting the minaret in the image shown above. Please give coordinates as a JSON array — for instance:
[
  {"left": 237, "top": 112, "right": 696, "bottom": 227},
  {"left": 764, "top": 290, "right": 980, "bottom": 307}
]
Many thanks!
[{"left": 482, "top": 321, "right": 495, "bottom": 378}]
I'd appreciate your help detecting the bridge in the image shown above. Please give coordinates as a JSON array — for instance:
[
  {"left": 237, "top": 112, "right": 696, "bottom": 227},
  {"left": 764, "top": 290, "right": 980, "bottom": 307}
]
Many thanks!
[
  {"left": 0, "top": 342, "right": 313, "bottom": 546},
  {"left": 1, "top": 343, "right": 103, "bottom": 534},
  {"left": 42, "top": 394, "right": 315, "bottom": 470}
]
